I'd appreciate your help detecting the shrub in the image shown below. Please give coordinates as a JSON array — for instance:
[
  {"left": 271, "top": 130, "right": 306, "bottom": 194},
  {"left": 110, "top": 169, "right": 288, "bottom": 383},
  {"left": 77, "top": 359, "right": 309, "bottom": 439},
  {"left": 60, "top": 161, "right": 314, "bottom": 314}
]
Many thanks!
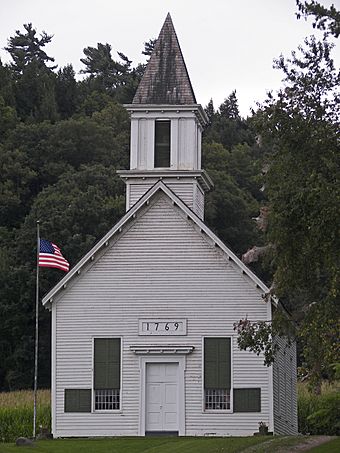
[
  {"left": 298, "top": 382, "right": 340, "bottom": 435},
  {"left": 306, "top": 392, "right": 340, "bottom": 435}
]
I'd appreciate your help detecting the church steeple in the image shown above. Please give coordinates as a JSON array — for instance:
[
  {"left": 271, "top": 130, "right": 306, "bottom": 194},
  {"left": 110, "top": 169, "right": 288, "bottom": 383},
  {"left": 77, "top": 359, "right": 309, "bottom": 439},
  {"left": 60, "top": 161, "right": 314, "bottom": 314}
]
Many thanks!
[
  {"left": 133, "top": 13, "right": 196, "bottom": 105},
  {"left": 118, "top": 14, "right": 213, "bottom": 219}
]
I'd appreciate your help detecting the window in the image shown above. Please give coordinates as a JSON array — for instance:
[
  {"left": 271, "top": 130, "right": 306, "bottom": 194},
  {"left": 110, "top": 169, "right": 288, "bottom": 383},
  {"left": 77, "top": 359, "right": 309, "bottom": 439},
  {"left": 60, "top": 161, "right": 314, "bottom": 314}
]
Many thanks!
[
  {"left": 204, "top": 337, "right": 231, "bottom": 410},
  {"left": 95, "top": 389, "right": 120, "bottom": 410},
  {"left": 205, "top": 388, "right": 230, "bottom": 410},
  {"left": 94, "top": 338, "right": 121, "bottom": 410},
  {"left": 233, "top": 388, "right": 261, "bottom": 412},
  {"left": 154, "top": 120, "right": 170, "bottom": 167},
  {"left": 64, "top": 389, "right": 91, "bottom": 413}
]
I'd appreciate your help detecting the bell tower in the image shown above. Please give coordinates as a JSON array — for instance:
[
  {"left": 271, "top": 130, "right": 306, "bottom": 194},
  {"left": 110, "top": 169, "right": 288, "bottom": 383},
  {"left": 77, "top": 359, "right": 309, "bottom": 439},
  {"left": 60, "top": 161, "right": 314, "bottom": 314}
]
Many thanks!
[{"left": 118, "top": 13, "right": 213, "bottom": 219}]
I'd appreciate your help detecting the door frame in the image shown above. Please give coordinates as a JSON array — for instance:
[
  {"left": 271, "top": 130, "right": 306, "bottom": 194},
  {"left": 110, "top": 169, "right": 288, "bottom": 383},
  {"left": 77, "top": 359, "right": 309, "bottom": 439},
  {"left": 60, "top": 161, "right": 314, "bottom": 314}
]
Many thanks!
[{"left": 139, "top": 356, "right": 186, "bottom": 436}]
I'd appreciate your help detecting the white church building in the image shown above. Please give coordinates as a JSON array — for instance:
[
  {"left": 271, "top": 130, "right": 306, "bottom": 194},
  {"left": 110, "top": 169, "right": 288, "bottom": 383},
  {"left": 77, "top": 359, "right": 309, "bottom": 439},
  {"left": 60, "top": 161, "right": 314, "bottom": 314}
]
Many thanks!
[{"left": 42, "top": 14, "right": 298, "bottom": 437}]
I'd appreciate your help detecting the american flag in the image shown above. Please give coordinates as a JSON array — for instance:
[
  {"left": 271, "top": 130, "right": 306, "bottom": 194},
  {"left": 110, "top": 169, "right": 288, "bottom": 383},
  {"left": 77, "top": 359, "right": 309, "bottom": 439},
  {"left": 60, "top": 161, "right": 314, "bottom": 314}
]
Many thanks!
[{"left": 39, "top": 239, "right": 69, "bottom": 272}]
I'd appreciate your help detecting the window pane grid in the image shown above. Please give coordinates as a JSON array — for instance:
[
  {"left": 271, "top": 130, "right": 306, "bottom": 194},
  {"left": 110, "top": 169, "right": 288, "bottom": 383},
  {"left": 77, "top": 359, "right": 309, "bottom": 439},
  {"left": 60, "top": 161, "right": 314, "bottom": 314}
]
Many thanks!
[
  {"left": 95, "top": 389, "right": 120, "bottom": 410},
  {"left": 205, "top": 389, "right": 230, "bottom": 410}
]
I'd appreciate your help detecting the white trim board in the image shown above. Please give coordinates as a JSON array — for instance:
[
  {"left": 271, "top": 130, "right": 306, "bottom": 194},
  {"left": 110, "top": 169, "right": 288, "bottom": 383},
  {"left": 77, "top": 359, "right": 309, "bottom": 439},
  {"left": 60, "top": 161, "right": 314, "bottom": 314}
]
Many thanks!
[
  {"left": 138, "top": 355, "right": 186, "bottom": 436},
  {"left": 42, "top": 181, "right": 276, "bottom": 308}
]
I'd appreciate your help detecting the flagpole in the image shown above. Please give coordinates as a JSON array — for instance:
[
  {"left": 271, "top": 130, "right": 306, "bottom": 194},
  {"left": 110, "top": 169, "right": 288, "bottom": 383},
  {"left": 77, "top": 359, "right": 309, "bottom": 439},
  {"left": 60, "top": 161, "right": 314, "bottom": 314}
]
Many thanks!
[{"left": 33, "top": 220, "right": 40, "bottom": 439}]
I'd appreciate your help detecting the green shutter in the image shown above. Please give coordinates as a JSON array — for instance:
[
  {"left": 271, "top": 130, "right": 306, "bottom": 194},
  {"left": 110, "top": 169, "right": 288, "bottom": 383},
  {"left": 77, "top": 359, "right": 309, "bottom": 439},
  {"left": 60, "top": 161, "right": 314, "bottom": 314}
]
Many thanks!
[
  {"left": 204, "top": 338, "right": 231, "bottom": 389},
  {"left": 64, "top": 389, "right": 91, "bottom": 412},
  {"left": 234, "top": 388, "right": 261, "bottom": 412},
  {"left": 94, "top": 338, "right": 120, "bottom": 390}
]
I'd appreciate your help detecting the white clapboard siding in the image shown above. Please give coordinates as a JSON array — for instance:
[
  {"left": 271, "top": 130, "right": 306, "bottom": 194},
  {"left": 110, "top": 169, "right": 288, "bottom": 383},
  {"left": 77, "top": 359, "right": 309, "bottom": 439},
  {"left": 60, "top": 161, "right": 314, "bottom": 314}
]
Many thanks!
[
  {"left": 128, "top": 180, "right": 205, "bottom": 219},
  {"left": 53, "top": 192, "right": 272, "bottom": 437},
  {"left": 194, "top": 184, "right": 205, "bottom": 220},
  {"left": 129, "top": 183, "right": 152, "bottom": 207},
  {"left": 273, "top": 335, "right": 298, "bottom": 434},
  {"left": 129, "top": 181, "right": 194, "bottom": 208}
]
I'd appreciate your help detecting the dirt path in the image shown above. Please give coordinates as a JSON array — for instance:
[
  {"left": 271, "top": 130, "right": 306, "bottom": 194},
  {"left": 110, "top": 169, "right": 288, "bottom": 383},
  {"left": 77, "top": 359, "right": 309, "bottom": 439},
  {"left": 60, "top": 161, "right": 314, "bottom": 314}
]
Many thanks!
[
  {"left": 276, "top": 436, "right": 335, "bottom": 452},
  {"left": 243, "top": 436, "right": 335, "bottom": 453}
]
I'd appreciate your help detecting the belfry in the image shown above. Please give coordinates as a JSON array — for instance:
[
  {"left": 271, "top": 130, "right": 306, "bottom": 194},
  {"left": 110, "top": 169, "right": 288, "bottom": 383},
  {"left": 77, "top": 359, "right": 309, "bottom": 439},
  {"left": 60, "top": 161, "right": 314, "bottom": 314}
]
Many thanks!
[{"left": 118, "top": 13, "right": 213, "bottom": 219}]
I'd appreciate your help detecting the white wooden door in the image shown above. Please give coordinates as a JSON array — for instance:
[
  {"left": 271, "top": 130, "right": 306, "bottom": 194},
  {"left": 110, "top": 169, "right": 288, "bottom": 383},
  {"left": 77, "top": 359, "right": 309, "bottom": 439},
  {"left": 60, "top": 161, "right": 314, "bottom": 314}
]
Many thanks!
[{"left": 145, "top": 363, "right": 178, "bottom": 433}]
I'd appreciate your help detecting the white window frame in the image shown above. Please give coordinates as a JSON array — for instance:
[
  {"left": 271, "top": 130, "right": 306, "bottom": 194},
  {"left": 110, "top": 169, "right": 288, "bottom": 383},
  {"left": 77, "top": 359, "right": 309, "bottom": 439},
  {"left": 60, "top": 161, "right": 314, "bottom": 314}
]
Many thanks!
[
  {"left": 91, "top": 336, "right": 123, "bottom": 413},
  {"left": 154, "top": 119, "right": 171, "bottom": 169},
  {"left": 201, "top": 336, "right": 233, "bottom": 413}
]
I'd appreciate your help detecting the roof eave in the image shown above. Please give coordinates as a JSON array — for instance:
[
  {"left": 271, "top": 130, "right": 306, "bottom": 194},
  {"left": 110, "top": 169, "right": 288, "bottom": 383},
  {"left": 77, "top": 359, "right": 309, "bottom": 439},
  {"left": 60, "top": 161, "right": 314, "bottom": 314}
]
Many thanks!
[
  {"left": 124, "top": 103, "right": 209, "bottom": 127},
  {"left": 117, "top": 169, "right": 214, "bottom": 192},
  {"left": 42, "top": 180, "right": 275, "bottom": 309}
]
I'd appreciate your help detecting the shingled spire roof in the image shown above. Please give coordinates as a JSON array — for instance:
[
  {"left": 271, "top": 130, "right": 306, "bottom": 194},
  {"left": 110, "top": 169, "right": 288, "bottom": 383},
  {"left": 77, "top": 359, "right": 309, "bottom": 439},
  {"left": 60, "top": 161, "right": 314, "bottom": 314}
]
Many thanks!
[{"left": 132, "top": 13, "right": 197, "bottom": 105}]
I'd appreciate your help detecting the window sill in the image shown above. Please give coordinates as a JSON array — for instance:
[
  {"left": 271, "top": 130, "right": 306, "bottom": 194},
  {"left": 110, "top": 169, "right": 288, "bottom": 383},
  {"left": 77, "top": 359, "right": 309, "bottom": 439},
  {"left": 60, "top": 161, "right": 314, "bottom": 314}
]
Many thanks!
[
  {"left": 203, "top": 409, "right": 233, "bottom": 414},
  {"left": 93, "top": 409, "right": 122, "bottom": 414}
]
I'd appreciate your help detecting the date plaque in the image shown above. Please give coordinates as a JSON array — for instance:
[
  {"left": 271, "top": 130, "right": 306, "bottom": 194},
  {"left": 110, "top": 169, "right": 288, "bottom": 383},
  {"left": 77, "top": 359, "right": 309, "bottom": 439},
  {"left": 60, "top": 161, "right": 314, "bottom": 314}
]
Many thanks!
[{"left": 138, "top": 319, "right": 187, "bottom": 336}]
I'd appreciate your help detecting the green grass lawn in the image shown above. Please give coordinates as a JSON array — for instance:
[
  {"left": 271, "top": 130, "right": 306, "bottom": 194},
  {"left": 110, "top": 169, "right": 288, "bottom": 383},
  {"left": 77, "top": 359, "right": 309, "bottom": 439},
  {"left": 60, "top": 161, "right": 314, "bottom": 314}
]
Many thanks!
[
  {"left": 0, "top": 436, "right": 332, "bottom": 453},
  {"left": 0, "top": 436, "right": 274, "bottom": 453}
]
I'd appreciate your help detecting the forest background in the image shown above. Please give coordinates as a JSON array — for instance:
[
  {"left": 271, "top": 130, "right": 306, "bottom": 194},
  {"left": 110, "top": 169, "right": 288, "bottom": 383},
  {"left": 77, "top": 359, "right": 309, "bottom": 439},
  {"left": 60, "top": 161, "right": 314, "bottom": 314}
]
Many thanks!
[{"left": 0, "top": 1, "right": 338, "bottom": 395}]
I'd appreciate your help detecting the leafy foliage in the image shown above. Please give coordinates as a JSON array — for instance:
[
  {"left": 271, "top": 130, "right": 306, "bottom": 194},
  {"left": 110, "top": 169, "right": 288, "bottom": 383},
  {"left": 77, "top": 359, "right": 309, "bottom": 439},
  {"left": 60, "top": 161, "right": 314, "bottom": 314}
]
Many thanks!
[
  {"left": 249, "top": 15, "right": 340, "bottom": 390},
  {"left": 0, "top": 96, "right": 17, "bottom": 138},
  {"left": 0, "top": 60, "right": 15, "bottom": 108},
  {"left": 203, "top": 141, "right": 262, "bottom": 254},
  {"left": 80, "top": 43, "right": 142, "bottom": 103},
  {"left": 5, "top": 23, "right": 56, "bottom": 73},
  {"left": 80, "top": 43, "right": 129, "bottom": 87},
  {"left": 296, "top": 0, "right": 340, "bottom": 37},
  {"left": 299, "top": 302, "right": 339, "bottom": 393},
  {"left": 298, "top": 382, "right": 340, "bottom": 435},
  {"left": 142, "top": 38, "right": 157, "bottom": 56},
  {"left": 233, "top": 319, "right": 278, "bottom": 366},
  {"left": 233, "top": 308, "right": 296, "bottom": 366},
  {"left": 219, "top": 90, "right": 240, "bottom": 120},
  {"left": 55, "top": 65, "right": 79, "bottom": 119},
  {"left": 306, "top": 392, "right": 340, "bottom": 435},
  {"left": 231, "top": 2, "right": 339, "bottom": 392},
  {"left": 0, "top": 147, "right": 36, "bottom": 227},
  {"left": 257, "top": 35, "right": 339, "bottom": 306},
  {"left": 204, "top": 94, "right": 254, "bottom": 150}
]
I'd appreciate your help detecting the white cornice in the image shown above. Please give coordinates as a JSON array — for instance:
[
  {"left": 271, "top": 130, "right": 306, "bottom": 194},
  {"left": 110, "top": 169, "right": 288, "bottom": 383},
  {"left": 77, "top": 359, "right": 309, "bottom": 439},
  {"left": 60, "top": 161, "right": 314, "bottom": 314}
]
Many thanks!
[
  {"left": 117, "top": 169, "right": 214, "bottom": 192},
  {"left": 123, "top": 103, "right": 209, "bottom": 127},
  {"left": 130, "top": 345, "right": 195, "bottom": 355}
]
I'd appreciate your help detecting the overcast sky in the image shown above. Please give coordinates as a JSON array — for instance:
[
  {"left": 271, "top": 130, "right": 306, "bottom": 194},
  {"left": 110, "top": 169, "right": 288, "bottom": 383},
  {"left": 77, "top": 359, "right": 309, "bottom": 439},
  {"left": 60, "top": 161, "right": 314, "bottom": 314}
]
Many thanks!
[{"left": 1, "top": 0, "right": 338, "bottom": 116}]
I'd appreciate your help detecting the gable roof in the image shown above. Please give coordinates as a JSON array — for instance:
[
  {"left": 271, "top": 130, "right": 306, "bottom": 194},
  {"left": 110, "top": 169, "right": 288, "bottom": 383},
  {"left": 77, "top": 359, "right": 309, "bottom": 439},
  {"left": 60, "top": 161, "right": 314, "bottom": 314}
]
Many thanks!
[
  {"left": 42, "top": 181, "right": 275, "bottom": 309},
  {"left": 132, "top": 13, "right": 197, "bottom": 105}
]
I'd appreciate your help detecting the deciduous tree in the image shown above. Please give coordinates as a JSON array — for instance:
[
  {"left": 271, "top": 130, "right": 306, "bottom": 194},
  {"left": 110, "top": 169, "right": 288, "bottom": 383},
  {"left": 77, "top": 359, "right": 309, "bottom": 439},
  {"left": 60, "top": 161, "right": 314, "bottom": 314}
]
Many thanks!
[
  {"left": 296, "top": 0, "right": 340, "bottom": 37},
  {"left": 242, "top": 33, "right": 339, "bottom": 391}
]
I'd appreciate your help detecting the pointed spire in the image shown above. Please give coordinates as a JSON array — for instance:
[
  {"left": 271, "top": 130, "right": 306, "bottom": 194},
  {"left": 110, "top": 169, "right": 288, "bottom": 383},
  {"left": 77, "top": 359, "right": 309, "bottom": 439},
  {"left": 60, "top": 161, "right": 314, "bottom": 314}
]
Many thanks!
[{"left": 133, "top": 13, "right": 197, "bottom": 105}]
